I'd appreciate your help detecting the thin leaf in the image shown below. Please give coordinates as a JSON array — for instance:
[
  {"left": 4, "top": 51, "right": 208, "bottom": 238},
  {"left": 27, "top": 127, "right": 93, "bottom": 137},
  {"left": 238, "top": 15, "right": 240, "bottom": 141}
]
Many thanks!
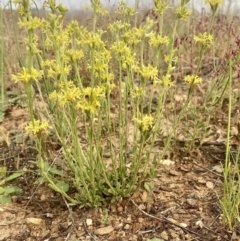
[
  {"left": 5, "top": 172, "right": 23, "bottom": 182},
  {"left": 4, "top": 186, "right": 22, "bottom": 194},
  {"left": 56, "top": 180, "right": 69, "bottom": 192},
  {"left": 0, "top": 187, "right": 5, "bottom": 194},
  {"left": 0, "top": 194, "right": 12, "bottom": 204}
]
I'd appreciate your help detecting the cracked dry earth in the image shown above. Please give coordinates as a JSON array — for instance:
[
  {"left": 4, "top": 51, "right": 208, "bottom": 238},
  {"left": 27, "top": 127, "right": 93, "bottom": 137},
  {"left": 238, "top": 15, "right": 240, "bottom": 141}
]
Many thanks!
[{"left": 1, "top": 102, "right": 240, "bottom": 241}]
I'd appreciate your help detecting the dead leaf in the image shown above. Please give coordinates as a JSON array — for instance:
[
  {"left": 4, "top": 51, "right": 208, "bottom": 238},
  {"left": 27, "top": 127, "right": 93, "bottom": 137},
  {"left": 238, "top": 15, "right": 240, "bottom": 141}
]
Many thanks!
[
  {"left": 169, "top": 170, "right": 180, "bottom": 176},
  {"left": 95, "top": 225, "right": 114, "bottom": 235},
  {"left": 212, "top": 165, "right": 223, "bottom": 173},
  {"left": 180, "top": 222, "right": 188, "bottom": 228}
]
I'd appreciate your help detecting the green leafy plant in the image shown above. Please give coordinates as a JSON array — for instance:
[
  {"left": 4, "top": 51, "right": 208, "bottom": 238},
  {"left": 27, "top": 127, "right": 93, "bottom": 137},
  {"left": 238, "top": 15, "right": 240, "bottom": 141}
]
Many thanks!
[
  {"left": 0, "top": 166, "right": 23, "bottom": 204},
  {"left": 11, "top": 0, "right": 224, "bottom": 208}
]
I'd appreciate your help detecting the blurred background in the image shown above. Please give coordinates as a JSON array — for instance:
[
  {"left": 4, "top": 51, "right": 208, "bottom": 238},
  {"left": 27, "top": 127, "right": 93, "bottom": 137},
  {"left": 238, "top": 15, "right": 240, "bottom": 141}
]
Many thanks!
[{"left": 1, "top": 0, "right": 240, "bottom": 15}]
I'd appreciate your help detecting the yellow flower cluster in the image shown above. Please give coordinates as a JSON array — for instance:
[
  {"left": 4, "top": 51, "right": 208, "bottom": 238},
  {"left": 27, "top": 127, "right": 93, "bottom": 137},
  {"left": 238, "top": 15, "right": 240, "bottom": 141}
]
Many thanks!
[
  {"left": 24, "top": 35, "right": 40, "bottom": 54},
  {"left": 25, "top": 119, "right": 49, "bottom": 136},
  {"left": 49, "top": 81, "right": 81, "bottom": 106},
  {"left": 149, "top": 34, "right": 169, "bottom": 48},
  {"left": 76, "top": 87, "right": 105, "bottom": 114},
  {"left": 133, "top": 115, "right": 154, "bottom": 132},
  {"left": 176, "top": 6, "right": 191, "bottom": 20},
  {"left": 87, "top": 49, "right": 114, "bottom": 82},
  {"left": 184, "top": 75, "right": 202, "bottom": 85},
  {"left": 116, "top": 1, "right": 136, "bottom": 17},
  {"left": 131, "top": 87, "right": 144, "bottom": 99},
  {"left": 82, "top": 31, "right": 106, "bottom": 49},
  {"left": 156, "top": 74, "right": 174, "bottom": 87},
  {"left": 42, "top": 60, "right": 71, "bottom": 79},
  {"left": 108, "top": 21, "right": 130, "bottom": 35},
  {"left": 154, "top": 0, "right": 169, "bottom": 15},
  {"left": 12, "top": 67, "right": 43, "bottom": 84},
  {"left": 135, "top": 64, "right": 158, "bottom": 82},
  {"left": 18, "top": 16, "right": 43, "bottom": 30},
  {"left": 45, "top": 29, "right": 70, "bottom": 49},
  {"left": 111, "top": 41, "right": 136, "bottom": 69},
  {"left": 49, "top": 81, "right": 106, "bottom": 114},
  {"left": 205, "top": 0, "right": 223, "bottom": 11},
  {"left": 194, "top": 32, "right": 213, "bottom": 48},
  {"left": 90, "top": 0, "right": 107, "bottom": 15},
  {"left": 66, "top": 49, "right": 84, "bottom": 62}
]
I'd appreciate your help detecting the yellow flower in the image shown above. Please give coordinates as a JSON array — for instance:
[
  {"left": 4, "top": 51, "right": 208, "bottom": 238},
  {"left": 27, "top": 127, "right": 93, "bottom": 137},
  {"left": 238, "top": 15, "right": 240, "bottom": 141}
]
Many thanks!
[
  {"left": 108, "top": 21, "right": 130, "bottom": 34},
  {"left": 67, "top": 49, "right": 84, "bottom": 62},
  {"left": 52, "top": 30, "right": 70, "bottom": 48},
  {"left": 12, "top": 67, "right": 43, "bottom": 84},
  {"left": 194, "top": 32, "right": 213, "bottom": 48},
  {"left": 111, "top": 41, "right": 136, "bottom": 69},
  {"left": 18, "top": 16, "right": 43, "bottom": 30},
  {"left": 154, "top": 0, "right": 169, "bottom": 15},
  {"left": 25, "top": 119, "right": 49, "bottom": 136},
  {"left": 164, "top": 48, "right": 177, "bottom": 64},
  {"left": 204, "top": 0, "right": 223, "bottom": 11},
  {"left": 122, "top": 29, "right": 141, "bottom": 46},
  {"left": 133, "top": 115, "right": 154, "bottom": 132},
  {"left": 156, "top": 74, "right": 174, "bottom": 87},
  {"left": 184, "top": 75, "right": 202, "bottom": 85},
  {"left": 176, "top": 6, "right": 191, "bottom": 20},
  {"left": 91, "top": 0, "right": 104, "bottom": 15},
  {"left": 149, "top": 34, "right": 169, "bottom": 48},
  {"left": 117, "top": 1, "right": 136, "bottom": 17},
  {"left": 135, "top": 64, "right": 158, "bottom": 81},
  {"left": 131, "top": 87, "right": 144, "bottom": 98},
  {"left": 83, "top": 31, "right": 105, "bottom": 50},
  {"left": 24, "top": 35, "right": 41, "bottom": 54},
  {"left": 49, "top": 81, "right": 81, "bottom": 106},
  {"left": 76, "top": 87, "right": 105, "bottom": 114}
]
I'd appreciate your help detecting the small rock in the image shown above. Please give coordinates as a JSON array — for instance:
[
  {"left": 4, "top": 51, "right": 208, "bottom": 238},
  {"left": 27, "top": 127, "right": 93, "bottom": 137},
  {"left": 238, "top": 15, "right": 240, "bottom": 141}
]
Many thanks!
[
  {"left": 86, "top": 218, "right": 93, "bottom": 226},
  {"left": 231, "top": 126, "right": 238, "bottom": 136},
  {"left": 159, "top": 159, "right": 175, "bottom": 165},
  {"left": 161, "top": 230, "right": 169, "bottom": 240},
  {"left": 138, "top": 204, "right": 146, "bottom": 210},
  {"left": 124, "top": 224, "right": 130, "bottom": 230},
  {"left": 114, "top": 222, "right": 123, "bottom": 230},
  {"left": 195, "top": 220, "right": 204, "bottom": 228},
  {"left": 117, "top": 206, "right": 123, "bottom": 212},
  {"left": 126, "top": 216, "right": 132, "bottom": 223},
  {"left": 186, "top": 198, "right": 198, "bottom": 207},
  {"left": 138, "top": 218, "right": 144, "bottom": 223},
  {"left": 26, "top": 218, "right": 43, "bottom": 226},
  {"left": 206, "top": 181, "right": 214, "bottom": 189},
  {"left": 180, "top": 222, "right": 188, "bottom": 228}
]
